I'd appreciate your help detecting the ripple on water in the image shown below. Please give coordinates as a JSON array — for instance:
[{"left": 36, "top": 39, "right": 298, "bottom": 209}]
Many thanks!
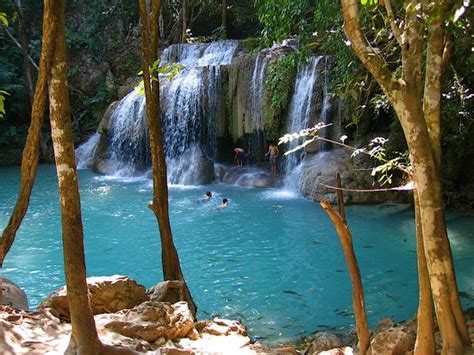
[{"left": 0, "top": 166, "right": 473, "bottom": 345}]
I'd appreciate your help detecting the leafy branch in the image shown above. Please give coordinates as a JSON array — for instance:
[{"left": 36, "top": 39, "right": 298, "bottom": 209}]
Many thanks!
[
  {"left": 279, "top": 122, "right": 412, "bottom": 186},
  {"left": 135, "top": 59, "right": 184, "bottom": 95}
]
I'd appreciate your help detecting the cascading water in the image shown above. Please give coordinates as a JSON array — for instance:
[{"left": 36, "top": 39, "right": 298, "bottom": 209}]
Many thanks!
[
  {"left": 320, "top": 56, "right": 332, "bottom": 149},
  {"left": 282, "top": 56, "right": 331, "bottom": 191},
  {"left": 75, "top": 133, "right": 100, "bottom": 169},
  {"left": 107, "top": 91, "right": 148, "bottom": 175},
  {"left": 76, "top": 40, "right": 239, "bottom": 184},
  {"left": 247, "top": 53, "right": 271, "bottom": 159}
]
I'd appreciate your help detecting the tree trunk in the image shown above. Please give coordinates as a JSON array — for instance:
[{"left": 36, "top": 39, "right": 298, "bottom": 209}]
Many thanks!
[
  {"left": 12, "top": 0, "right": 34, "bottom": 105},
  {"left": 339, "top": 0, "right": 470, "bottom": 351},
  {"left": 411, "top": 147, "right": 470, "bottom": 353},
  {"left": 0, "top": 0, "right": 57, "bottom": 268},
  {"left": 138, "top": 0, "right": 197, "bottom": 317},
  {"left": 221, "top": 0, "right": 227, "bottom": 34},
  {"left": 47, "top": 1, "right": 101, "bottom": 353},
  {"left": 12, "top": 0, "right": 51, "bottom": 163},
  {"left": 413, "top": 193, "right": 435, "bottom": 354},
  {"left": 181, "top": 0, "right": 188, "bottom": 42},
  {"left": 320, "top": 199, "right": 369, "bottom": 354}
]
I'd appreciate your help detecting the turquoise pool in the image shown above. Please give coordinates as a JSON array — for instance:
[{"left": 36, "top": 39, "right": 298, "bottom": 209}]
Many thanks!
[{"left": 1, "top": 165, "right": 473, "bottom": 344}]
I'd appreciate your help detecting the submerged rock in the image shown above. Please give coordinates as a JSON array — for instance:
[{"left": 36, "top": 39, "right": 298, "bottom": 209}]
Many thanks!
[
  {"left": 1, "top": 278, "right": 28, "bottom": 310},
  {"left": 39, "top": 275, "right": 147, "bottom": 319}
]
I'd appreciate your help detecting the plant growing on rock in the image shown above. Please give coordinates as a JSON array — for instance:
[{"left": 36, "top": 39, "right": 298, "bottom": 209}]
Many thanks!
[{"left": 263, "top": 53, "right": 298, "bottom": 140}]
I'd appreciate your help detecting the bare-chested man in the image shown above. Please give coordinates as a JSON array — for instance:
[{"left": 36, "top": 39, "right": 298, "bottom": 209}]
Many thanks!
[{"left": 265, "top": 143, "right": 280, "bottom": 175}]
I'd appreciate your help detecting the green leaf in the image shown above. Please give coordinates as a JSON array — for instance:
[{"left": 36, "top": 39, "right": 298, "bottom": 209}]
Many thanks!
[
  {"left": 0, "top": 13, "right": 8, "bottom": 26},
  {"left": 0, "top": 90, "right": 10, "bottom": 119}
]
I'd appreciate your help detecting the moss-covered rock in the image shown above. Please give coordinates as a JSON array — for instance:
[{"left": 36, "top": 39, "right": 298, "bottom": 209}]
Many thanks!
[{"left": 262, "top": 50, "right": 297, "bottom": 141}]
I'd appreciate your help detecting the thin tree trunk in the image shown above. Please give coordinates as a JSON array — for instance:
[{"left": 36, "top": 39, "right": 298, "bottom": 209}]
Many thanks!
[
  {"left": 320, "top": 199, "right": 369, "bottom": 354},
  {"left": 47, "top": 1, "right": 101, "bottom": 353},
  {"left": 0, "top": 0, "right": 57, "bottom": 268},
  {"left": 138, "top": 0, "right": 197, "bottom": 317},
  {"left": 221, "top": 0, "right": 227, "bottom": 34},
  {"left": 181, "top": 0, "right": 188, "bottom": 42},
  {"left": 413, "top": 193, "right": 435, "bottom": 354},
  {"left": 12, "top": 0, "right": 34, "bottom": 105},
  {"left": 11, "top": 0, "right": 50, "bottom": 162}
]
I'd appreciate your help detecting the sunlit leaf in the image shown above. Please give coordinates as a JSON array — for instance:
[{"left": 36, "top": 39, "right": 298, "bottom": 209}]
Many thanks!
[{"left": 0, "top": 13, "right": 8, "bottom": 26}]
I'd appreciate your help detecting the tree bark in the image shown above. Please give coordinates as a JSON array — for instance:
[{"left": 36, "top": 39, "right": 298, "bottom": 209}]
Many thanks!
[
  {"left": 413, "top": 193, "right": 435, "bottom": 354},
  {"left": 0, "top": 0, "right": 57, "bottom": 268},
  {"left": 182, "top": 0, "right": 188, "bottom": 42},
  {"left": 221, "top": 0, "right": 227, "bottom": 34},
  {"left": 12, "top": 0, "right": 34, "bottom": 105},
  {"left": 11, "top": 0, "right": 51, "bottom": 162},
  {"left": 320, "top": 200, "right": 369, "bottom": 354},
  {"left": 47, "top": 1, "right": 101, "bottom": 353},
  {"left": 339, "top": 0, "right": 470, "bottom": 352},
  {"left": 138, "top": 0, "right": 197, "bottom": 317}
]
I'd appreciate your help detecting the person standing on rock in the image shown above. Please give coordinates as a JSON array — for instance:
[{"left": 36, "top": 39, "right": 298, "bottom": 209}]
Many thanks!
[
  {"left": 265, "top": 143, "right": 279, "bottom": 175},
  {"left": 234, "top": 147, "right": 245, "bottom": 167}
]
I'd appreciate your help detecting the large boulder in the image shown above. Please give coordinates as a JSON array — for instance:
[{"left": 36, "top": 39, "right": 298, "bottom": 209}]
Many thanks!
[
  {"left": 222, "top": 166, "right": 277, "bottom": 187},
  {"left": 39, "top": 275, "right": 147, "bottom": 319},
  {"left": 1, "top": 278, "right": 28, "bottom": 310},
  {"left": 148, "top": 280, "right": 184, "bottom": 304},
  {"left": 304, "top": 332, "right": 344, "bottom": 354},
  {"left": 195, "top": 318, "right": 247, "bottom": 337},
  {"left": 97, "top": 301, "right": 195, "bottom": 342},
  {"left": 299, "top": 149, "right": 411, "bottom": 204},
  {"left": 368, "top": 326, "right": 415, "bottom": 355}
]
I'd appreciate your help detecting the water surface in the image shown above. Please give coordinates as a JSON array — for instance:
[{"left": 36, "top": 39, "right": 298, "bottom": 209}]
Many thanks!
[{"left": 1, "top": 165, "right": 473, "bottom": 344}]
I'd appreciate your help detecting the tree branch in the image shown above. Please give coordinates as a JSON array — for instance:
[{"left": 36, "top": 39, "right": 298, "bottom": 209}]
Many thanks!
[
  {"left": 401, "top": 0, "right": 424, "bottom": 91},
  {"left": 1, "top": 24, "right": 39, "bottom": 70},
  {"left": 340, "top": 0, "right": 401, "bottom": 102},
  {"left": 384, "top": 0, "right": 403, "bottom": 48}
]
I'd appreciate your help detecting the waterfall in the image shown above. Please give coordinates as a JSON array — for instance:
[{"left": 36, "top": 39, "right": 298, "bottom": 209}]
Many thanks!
[
  {"left": 75, "top": 133, "right": 100, "bottom": 169},
  {"left": 320, "top": 57, "right": 332, "bottom": 149},
  {"left": 76, "top": 40, "right": 239, "bottom": 184},
  {"left": 282, "top": 56, "right": 329, "bottom": 191}
]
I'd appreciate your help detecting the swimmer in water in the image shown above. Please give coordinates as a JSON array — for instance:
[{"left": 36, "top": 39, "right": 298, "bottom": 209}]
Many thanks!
[
  {"left": 218, "top": 198, "right": 229, "bottom": 209},
  {"left": 201, "top": 191, "right": 212, "bottom": 201}
]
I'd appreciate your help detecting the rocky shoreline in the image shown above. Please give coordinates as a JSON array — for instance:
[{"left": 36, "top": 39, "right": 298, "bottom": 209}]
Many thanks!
[{"left": 2, "top": 276, "right": 473, "bottom": 354}]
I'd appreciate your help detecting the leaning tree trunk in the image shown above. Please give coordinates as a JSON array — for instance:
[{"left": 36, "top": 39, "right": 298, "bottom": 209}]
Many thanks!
[
  {"left": 320, "top": 200, "right": 369, "bottom": 354},
  {"left": 47, "top": 1, "right": 101, "bottom": 353},
  {"left": 0, "top": 0, "right": 57, "bottom": 269},
  {"left": 138, "top": 0, "right": 197, "bottom": 317}
]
